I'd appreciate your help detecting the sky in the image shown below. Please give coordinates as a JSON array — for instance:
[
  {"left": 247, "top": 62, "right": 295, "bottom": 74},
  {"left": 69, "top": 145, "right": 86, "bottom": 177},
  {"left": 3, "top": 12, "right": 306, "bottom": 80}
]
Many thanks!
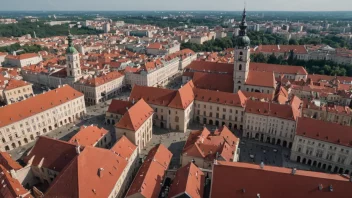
[{"left": 0, "top": 0, "right": 351, "bottom": 11}]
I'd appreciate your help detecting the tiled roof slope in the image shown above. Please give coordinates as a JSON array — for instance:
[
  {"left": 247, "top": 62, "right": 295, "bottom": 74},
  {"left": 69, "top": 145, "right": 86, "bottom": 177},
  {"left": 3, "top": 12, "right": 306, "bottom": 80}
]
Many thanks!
[
  {"left": 23, "top": 136, "right": 78, "bottom": 172},
  {"left": 185, "top": 61, "right": 234, "bottom": 74},
  {"left": 0, "top": 152, "right": 22, "bottom": 171},
  {"left": 168, "top": 80, "right": 195, "bottom": 109},
  {"left": 194, "top": 88, "right": 247, "bottom": 107},
  {"left": 0, "top": 85, "right": 83, "bottom": 128},
  {"left": 116, "top": 99, "right": 153, "bottom": 131},
  {"left": 0, "top": 165, "right": 32, "bottom": 198},
  {"left": 296, "top": 117, "right": 352, "bottom": 148},
  {"left": 107, "top": 99, "right": 133, "bottom": 115},
  {"left": 211, "top": 161, "right": 352, "bottom": 198},
  {"left": 110, "top": 135, "right": 137, "bottom": 160},
  {"left": 44, "top": 146, "right": 129, "bottom": 198},
  {"left": 192, "top": 72, "right": 234, "bottom": 92},
  {"left": 168, "top": 163, "right": 205, "bottom": 198},
  {"left": 245, "top": 70, "right": 275, "bottom": 88},
  {"left": 126, "top": 144, "right": 172, "bottom": 198},
  {"left": 130, "top": 85, "right": 177, "bottom": 107},
  {"left": 68, "top": 125, "right": 108, "bottom": 147}
]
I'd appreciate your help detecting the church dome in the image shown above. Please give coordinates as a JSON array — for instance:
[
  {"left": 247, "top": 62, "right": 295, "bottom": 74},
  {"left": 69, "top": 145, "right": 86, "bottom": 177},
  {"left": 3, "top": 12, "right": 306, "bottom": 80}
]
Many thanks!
[{"left": 237, "top": 35, "right": 251, "bottom": 47}]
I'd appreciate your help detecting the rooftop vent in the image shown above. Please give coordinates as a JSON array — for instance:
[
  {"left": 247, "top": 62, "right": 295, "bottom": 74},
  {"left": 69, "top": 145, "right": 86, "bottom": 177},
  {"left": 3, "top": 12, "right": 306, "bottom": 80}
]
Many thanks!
[
  {"left": 291, "top": 168, "right": 297, "bottom": 175},
  {"left": 329, "top": 185, "right": 333, "bottom": 192},
  {"left": 260, "top": 162, "right": 264, "bottom": 169},
  {"left": 318, "top": 184, "right": 323, "bottom": 191}
]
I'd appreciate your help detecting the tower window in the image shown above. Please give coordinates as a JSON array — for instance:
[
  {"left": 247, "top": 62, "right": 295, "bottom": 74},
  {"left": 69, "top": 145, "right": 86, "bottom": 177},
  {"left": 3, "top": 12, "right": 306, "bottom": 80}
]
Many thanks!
[
  {"left": 69, "top": 64, "right": 72, "bottom": 68},
  {"left": 70, "top": 71, "right": 72, "bottom": 76},
  {"left": 239, "top": 64, "right": 242, "bottom": 71},
  {"left": 239, "top": 51, "right": 243, "bottom": 55}
]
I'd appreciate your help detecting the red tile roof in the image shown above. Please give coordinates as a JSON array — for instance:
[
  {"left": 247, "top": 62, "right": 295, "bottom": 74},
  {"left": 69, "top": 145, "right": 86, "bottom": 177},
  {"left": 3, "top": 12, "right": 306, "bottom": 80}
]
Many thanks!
[
  {"left": 168, "top": 163, "right": 205, "bottom": 198},
  {"left": 126, "top": 144, "right": 172, "bottom": 198},
  {"left": 107, "top": 99, "right": 133, "bottom": 115},
  {"left": 254, "top": 45, "right": 308, "bottom": 54},
  {"left": 211, "top": 161, "right": 352, "bottom": 198},
  {"left": 182, "top": 126, "right": 238, "bottom": 163},
  {"left": 68, "top": 125, "right": 108, "bottom": 147},
  {"left": 0, "top": 152, "right": 22, "bottom": 171},
  {"left": 4, "top": 79, "right": 31, "bottom": 91},
  {"left": 6, "top": 53, "right": 40, "bottom": 60},
  {"left": 242, "top": 91, "right": 273, "bottom": 100},
  {"left": 194, "top": 88, "right": 247, "bottom": 107},
  {"left": 0, "top": 165, "right": 32, "bottom": 198},
  {"left": 245, "top": 70, "right": 275, "bottom": 88},
  {"left": 296, "top": 117, "right": 352, "bottom": 147},
  {"left": 23, "top": 136, "right": 78, "bottom": 172},
  {"left": 116, "top": 99, "right": 154, "bottom": 131},
  {"left": 249, "top": 62, "right": 308, "bottom": 75},
  {"left": 185, "top": 61, "right": 233, "bottom": 74},
  {"left": 168, "top": 81, "right": 195, "bottom": 109},
  {"left": 147, "top": 43, "right": 162, "bottom": 49},
  {"left": 245, "top": 99, "right": 301, "bottom": 121},
  {"left": 76, "top": 71, "right": 124, "bottom": 87},
  {"left": 308, "top": 74, "right": 352, "bottom": 84},
  {"left": 44, "top": 146, "right": 129, "bottom": 198},
  {"left": 0, "top": 85, "right": 83, "bottom": 128},
  {"left": 110, "top": 135, "right": 137, "bottom": 160},
  {"left": 130, "top": 85, "right": 177, "bottom": 107},
  {"left": 192, "top": 72, "right": 234, "bottom": 92}
]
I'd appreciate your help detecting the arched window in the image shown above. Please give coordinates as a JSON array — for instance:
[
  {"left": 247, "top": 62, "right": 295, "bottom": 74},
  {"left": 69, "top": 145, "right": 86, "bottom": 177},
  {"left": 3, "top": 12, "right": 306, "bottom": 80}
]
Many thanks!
[
  {"left": 239, "top": 64, "right": 242, "bottom": 71},
  {"left": 239, "top": 51, "right": 243, "bottom": 55},
  {"left": 68, "top": 64, "right": 72, "bottom": 68},
  {"left": 70, "top": 71, "right": 73, "bottom": 76},
  {"left": 175, "top": 116, "right": 179, "bottom": 122}
]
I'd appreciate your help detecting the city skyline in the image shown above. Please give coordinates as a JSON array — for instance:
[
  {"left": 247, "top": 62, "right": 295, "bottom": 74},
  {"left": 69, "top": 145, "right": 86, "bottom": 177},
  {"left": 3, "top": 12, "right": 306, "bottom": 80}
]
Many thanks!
[{"left": 1, "top": 0, "right": 352, "bottom": 11}]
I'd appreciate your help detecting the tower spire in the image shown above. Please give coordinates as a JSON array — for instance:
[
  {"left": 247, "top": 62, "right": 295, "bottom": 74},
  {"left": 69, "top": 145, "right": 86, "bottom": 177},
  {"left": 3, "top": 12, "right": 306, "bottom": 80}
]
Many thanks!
[{"left": 239, "top": 8, "right": 248, "bottom": 36}]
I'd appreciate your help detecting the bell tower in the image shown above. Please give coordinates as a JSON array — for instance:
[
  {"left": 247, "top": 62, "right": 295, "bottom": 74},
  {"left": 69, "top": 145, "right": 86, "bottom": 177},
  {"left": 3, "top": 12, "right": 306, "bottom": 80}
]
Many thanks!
[
  {"left": 233, "top": 8, "right": 251, "bottom": 93},
  {"left": 66, "top": 32, "right": 82, "bottom": 82}
]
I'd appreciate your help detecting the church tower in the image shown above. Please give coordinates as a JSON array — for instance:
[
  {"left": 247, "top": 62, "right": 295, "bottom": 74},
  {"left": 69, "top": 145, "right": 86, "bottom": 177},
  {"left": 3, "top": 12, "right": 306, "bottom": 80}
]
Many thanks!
[
  {"left": 66, "top": 32, "right": 82, "bottom": 82},
  {"left": 233, "top": 8, "right": 251, "bottom": 93}
]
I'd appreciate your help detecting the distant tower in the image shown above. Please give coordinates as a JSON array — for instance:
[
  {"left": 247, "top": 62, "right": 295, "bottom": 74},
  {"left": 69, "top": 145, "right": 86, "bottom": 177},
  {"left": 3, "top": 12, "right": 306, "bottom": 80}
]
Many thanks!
[
  {"left": 233, "top": 8, "right": 251, "bottom": 93},
  {"left": 66, "top": 32, "right": 82, "bottom": 82}
]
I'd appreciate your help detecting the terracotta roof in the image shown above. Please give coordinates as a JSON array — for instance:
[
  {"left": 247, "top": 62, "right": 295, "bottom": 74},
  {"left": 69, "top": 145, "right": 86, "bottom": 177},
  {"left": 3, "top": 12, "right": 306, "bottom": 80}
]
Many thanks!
[
  {"left": 242, "top": 91, "right": 273, "bottom": 100},
  {"left": 185, "top": 61, "right": 233, "bottom": 75},
  {"left": 0, "top": 152, "right": 22, "bottom": 171},
  {"left": 110, "top": 135, "right": 137, "bottom": 160},
  {"left": 77, "top": 71, "right": 124, "bottom": 87},
  {"left": 0, "top": 85, "right": 83, "bottom": 128},
  {"left": 0, "top": 165, "right": 32, "bottom": 198},
  {"left": 4, "top": 79, "right": 31, "bottom": 91},
  {"left": 192, "top": 72, "right": 234, "bottom": 92},
  {"left": 130, "top": 85, "right": 177, "bottom": 107},
  {"left": 211, "top": 161, "right": 352, "bottom": 198},
  {"left": 147, "top": 43, "right": 162, "bottom": 49},
  {"left": 249, "top": 62, "right": 308, "bottom": 75},
  {"left": 168, "top": 80, "right": 195, "bottom": 109},
  {"left": 68, "top": 125, "right": 108, "bottom": 147},
  {"left": 245, "top": 70, "right": 275, "bottom": 88},
  {"left": 168, "top": 163, "right": 205, "bottom": 198},
  {"left": 182, "top": 126, "right": 238, "bottom": 163},
  {"left": 44, "top": 146, "right": 129, "bottom": 198},
  {"left": 107, "top": 99, "right": 133, "bottom": 115},
  {"left": 6, "top": 53, "right": 40, "bottom": 60},
  {"left": 254, "top": 45, "right": 308, "bottom": 54},
  {"left": 194, "top": 88, "right": 247, "bottom": 107},
  {"left": 245, "top": 99, "right": 301, "bottom": 121},
  {"left": 308, "top": 74, "right": 352, "bottom": 84},
  {"left": 116, "top": 99, "right": 153, "bottom": 131},
  {"left": 296, "top": 117, "right": 352, "bottom": 147},
  {"left": 23, "top": 136, "right": 78, "bottom": 172},
  {"left": 126, "top": 144, "right": 172, "bottom": 198}
]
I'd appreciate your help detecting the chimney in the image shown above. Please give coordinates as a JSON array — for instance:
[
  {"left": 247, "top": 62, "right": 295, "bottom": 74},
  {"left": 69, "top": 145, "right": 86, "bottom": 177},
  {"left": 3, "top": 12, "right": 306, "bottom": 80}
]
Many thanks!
[
  {"left": 260, "top": 162, "right": 264, "bottom": 169},
  {"left": 291, "top": 168, "right": 297, "bottom": 175},
  {"left": 75, "top": 145, "right": 81, "bottom": 154},
  {"left": 257, "top": 193, "right": 261, "bottom": 198},
  {"left": 329, "top": 185, "right": 333, "bottom": 192},
  {"left": 132, "top": 98, "right": 135, "bottom": 104},
  {"left": 98, "top": 168, "right": 104, "bottom": 178}
]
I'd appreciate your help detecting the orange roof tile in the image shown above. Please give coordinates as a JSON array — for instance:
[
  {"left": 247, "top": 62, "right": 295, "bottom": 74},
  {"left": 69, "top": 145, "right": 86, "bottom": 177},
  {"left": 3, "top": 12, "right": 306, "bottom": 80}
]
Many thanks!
[
  {"left": 211, "top": 161, "right": 352, "bottom": 198},
  {"left": 126, "top": 144, "right": 172, "bottom": 198},
  {"left": 245, "top": 70, "right": 275, "bottom": 88},
  {"left": 0, "top": 152, "right": 22, "bottom": 171},
  {"left": 107, "top": 99, "right": 133, "bottom": 115},
  {"left": 185, "top": 61, "right": 233, "bottom": 74},
  {"left": 192, "top": 72, "right": 234, "bottom": 92},
  {"left": 4, "top": 79, "right": 31, "bottom": 91},
  {"left": 23, "top": 136, "right": 78, "bottom": 172},
  {"left": 242, "top": 91, "right": 274, "bottom": 100},
  {"left": 116, "top": 99, "right": 153, "bottom": 131},
  {"left": 0, "top": 165, "right": 32, "bottom": 198},
  {"left": 45, "top": 146, "right": 129, "bottom": 198},
  {"left": 168, "top": 80, "right": 195, "bottom": 109},
  {"left": 77, "top": 71, "right": 124, "bottom": 87},
  {"left": 130, "top": 85, "right": 177, "bottom": 107},
  {"left": 194, "top": 88, "right": 247, "bottom": 107},
  {"left": 297, "top": 117, "right": 352, "bottom": 147},
  {"left": 249, "top": 62, "right": 308, "bottom": 75},
  {"left": 110, "top": 135, "right": 137, "bottom": 160},
  {"left": 6, "top": 53, "right": 40, "bottom": 60},
  {"left": 168, "top": 163, "right": 205, "bottom": 198},
  {"left": 68, "top": 125, "right": 108, "bottom": 147},
  {"left": 0, "top": 85, "right": 83, "bottom": 128}
]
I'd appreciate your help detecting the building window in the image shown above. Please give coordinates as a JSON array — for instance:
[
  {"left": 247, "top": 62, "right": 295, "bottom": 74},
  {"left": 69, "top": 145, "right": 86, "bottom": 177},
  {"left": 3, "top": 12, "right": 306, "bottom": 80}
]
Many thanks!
[{"left": 239, "top": 64, "right": 242, "bottom": 71}]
